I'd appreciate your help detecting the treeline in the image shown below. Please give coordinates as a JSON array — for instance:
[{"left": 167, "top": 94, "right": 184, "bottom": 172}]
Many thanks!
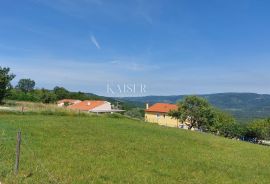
[
  {"left": 0, "top": 66, "right": 101, "bottom": 104},
  {"left": 169, "top": 96, "right": 270, "bottom": 142},
  {"left": 7, "top": 86, "right": 101, "bottom": 103}
]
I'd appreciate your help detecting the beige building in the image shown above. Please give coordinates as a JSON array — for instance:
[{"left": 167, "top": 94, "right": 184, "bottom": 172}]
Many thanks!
[{"left": 145, "top": 103, "right": 180, "bottom": 127}]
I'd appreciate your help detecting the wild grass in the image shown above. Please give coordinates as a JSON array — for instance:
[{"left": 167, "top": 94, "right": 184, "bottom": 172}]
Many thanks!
[
  {"left": 0, "top": 101, "right": 94, "bottom": 117},
  {"left": 0, "top": 114, "right": 270, "bottom": 183}
]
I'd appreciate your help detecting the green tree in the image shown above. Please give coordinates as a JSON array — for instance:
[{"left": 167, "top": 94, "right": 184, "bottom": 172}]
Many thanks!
[
  {"left": 169, "top": 96, "right": 237, "bottom": 134},
  {"left": 169, "top": 96, "right": 213, "bottom": 130},
  {"left": 0, "top": 67, "right": 15, "bottom": 104},
  {"left": 220, "top": 123, "right": 246, "bottom": 138},
  {"left": 246, "top": 119, "right": 270, "bottom": 140},
  {"left": 16, "top": 78, "right": 35, "bottom": 93},
  {"left": 208, "top": 109, "right": 236, "bottom": 134},
  {"left": 53, "top": 86, "right": 69, "bottom": 100},
  {"left": 40, "top": 89, "right": 57, "bottom": 103}
]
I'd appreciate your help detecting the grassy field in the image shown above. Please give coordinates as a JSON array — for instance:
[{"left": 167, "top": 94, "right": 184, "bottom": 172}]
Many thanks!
[
  {"left": 0, "top": 114, "right": 270, "bottom": 184},
  {"left": 1, "top": 101, "right": 86, "bottom": 116}
]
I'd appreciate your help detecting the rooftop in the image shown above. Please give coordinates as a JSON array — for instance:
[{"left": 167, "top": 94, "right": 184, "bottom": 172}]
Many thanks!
[
  {"left": 145, "top": 103, "right": 178, "bottom": 113},
  {"left": 67, "top": 100, "right": 106, "bottom": 111}
]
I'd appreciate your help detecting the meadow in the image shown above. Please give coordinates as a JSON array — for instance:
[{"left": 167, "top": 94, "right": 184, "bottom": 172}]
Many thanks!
[{"left": 1, "top": 113, "right": 270, "bottom": 184}]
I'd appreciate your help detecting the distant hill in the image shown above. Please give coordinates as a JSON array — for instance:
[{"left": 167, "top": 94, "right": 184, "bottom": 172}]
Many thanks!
[
  {"left": 118, "top": 93, "right": 270, "bottom": 123},
  {"left": 85, "top": 93, "right": 142, "bottom": 110}
]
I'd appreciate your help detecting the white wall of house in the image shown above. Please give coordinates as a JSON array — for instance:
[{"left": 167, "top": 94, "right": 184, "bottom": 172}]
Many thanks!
[{"left": 57, "top": 103, "right": 64, "bottom": 107}]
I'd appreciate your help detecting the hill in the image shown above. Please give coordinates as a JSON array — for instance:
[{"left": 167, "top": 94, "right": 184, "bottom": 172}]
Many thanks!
[
  {"left": 119, "top": 93, "right": 270, "bottom": 122},
  {"left": 1, "top": 114, "right": 270, "bottom": 183}
]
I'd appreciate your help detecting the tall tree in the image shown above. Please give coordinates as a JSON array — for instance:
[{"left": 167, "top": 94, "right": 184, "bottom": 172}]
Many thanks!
[
  {"left": 16, "top": 78, "right": 35, "bottom": 93},
  {"left": 169, "top": 96, "right": 213, "bottom": 130},
  {"left": 0, "top": 67, "right": 15, "bottom": 104}
]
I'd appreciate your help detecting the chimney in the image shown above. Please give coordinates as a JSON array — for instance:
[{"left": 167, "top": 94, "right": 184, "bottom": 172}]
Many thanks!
[{"left": 146, "top": 103, "right": 149, "bottom": 110}]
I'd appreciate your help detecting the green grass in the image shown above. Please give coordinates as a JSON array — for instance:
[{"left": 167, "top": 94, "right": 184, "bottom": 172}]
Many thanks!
[
  {"left": 0, "top": 101, "right": 103, "bottom": 117},
  {"left": 0, "top": 114, "right": 270, "bottom": 184}
]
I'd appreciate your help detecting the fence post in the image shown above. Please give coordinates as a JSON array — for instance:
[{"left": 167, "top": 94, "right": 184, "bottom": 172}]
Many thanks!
[
  {"left": 14, "top": 130, "right": 21, "bottom": 175},
  {"left": 21, "top": 106, "right": 24, "bottom": 114}
]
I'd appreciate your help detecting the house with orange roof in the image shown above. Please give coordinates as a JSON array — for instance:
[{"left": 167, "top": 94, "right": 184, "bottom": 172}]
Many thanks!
[
  {"left": 145, "top": 103, "right": 180, "bottom": 127},
  {"left": 57, "top": 99, "right": 81, "bottom": 107},
  {"left": 67, "top": 100, "right": 124, "bottom": 113}
]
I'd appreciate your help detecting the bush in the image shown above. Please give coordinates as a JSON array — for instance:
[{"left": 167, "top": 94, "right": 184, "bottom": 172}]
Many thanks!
[
  {"left": 106, "top": 113, "right": 123, "bottom": 119},
  {"left": 124, "top": 108, "right": 144, "bottom": 119},
  {"left": 246, "top": 119, "right": 270, "bottom": 140}
]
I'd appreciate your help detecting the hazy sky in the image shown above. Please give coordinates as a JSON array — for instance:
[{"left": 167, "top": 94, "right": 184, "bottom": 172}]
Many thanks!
[{"left": 1, "top": 0, "right": 270, "bottom": 96}]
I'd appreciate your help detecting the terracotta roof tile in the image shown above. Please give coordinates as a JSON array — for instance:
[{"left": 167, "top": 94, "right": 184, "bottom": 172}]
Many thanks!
[
  {"left": 145, "top": 103, "right": 178, "bottom": 113},
  {"left": 67, "top": 100, "right": 106, "bottom": 111}
]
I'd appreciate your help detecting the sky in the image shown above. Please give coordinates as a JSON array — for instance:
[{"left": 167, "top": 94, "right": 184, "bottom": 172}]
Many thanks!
[{"left": 1, "top": 0, "right": 270, "bottom": 96}]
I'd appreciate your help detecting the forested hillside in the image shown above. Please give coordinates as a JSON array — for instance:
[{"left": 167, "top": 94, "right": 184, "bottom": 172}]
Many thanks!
[{"left": 120, "top": 93, "right": 270, "bottom": 122}]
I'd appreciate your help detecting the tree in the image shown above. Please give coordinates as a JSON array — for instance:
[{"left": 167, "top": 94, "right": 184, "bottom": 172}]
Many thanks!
[
  {"left": 53, "top": 86, "right": 69, "bottom": 100},
  {"left": 246, "top": 119, "right": 270, "bottom": 140},
  {"left": 0, "top": 67, "right": 15, "bottom": 103},
  {"left": 169, "top": 96, "right": 236, "bottom": 133},
  {"left": 40, "top": 89, "right": 57, "bottom": 104},
  {"left": 16, "top": 78, "right": 35, "bottom": 93},
  {"left": 220, "top": 122, "right": 246, "bottom": 138},
  {"left": 169, "top": 96, "right": 213, "bottom": 130},
  {"left": 208, "top": 108, "right": 236, "bottom": 135}
]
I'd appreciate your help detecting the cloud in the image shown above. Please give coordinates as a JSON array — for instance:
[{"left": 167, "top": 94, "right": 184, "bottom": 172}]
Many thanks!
[{"left": 90, "top": 35, "right": 101, "bottom": 49}]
